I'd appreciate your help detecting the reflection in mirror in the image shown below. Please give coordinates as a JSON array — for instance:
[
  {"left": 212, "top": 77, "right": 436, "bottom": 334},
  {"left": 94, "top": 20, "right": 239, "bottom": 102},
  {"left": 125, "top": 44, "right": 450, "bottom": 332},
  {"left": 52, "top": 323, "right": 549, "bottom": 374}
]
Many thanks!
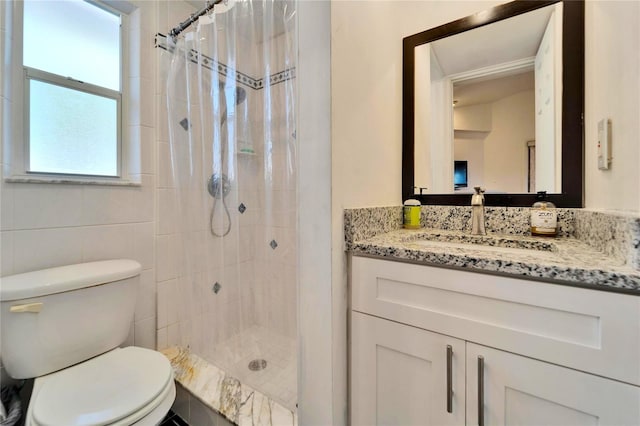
[
  {"left": 413, "top": 2, "right": 565, "bottom": 195},
  {"left": 453, "top": 70, "right": 536, "bottom": 193}
]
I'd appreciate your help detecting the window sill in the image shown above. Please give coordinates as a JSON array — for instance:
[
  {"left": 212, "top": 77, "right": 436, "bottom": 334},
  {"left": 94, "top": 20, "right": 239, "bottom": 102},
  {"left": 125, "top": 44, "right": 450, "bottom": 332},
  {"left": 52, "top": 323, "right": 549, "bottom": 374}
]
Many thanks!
[{"left": 5, "top": 174, "right": 142, "bottom": 187}]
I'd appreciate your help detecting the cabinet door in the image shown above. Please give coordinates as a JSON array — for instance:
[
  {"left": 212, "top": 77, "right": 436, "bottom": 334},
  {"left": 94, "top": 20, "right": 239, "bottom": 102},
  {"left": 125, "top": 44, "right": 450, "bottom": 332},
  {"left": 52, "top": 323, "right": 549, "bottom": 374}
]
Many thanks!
[
  {"left": 351, "top": 312, "right": 465, "bottom": 426},
  {"left": 467, "top": 343, "right": 640, "bottom": 426}
]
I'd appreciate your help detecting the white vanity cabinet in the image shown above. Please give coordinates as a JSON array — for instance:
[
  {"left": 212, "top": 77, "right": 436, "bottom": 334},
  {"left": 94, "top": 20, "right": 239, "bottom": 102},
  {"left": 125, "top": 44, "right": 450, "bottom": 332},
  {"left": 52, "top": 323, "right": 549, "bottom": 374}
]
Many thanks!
[
  {"left": 350, "top": 256, "right": 640, "bottom": 426},
  {"left": 351, "top": 312, "right": 466, "bottom": 425}
]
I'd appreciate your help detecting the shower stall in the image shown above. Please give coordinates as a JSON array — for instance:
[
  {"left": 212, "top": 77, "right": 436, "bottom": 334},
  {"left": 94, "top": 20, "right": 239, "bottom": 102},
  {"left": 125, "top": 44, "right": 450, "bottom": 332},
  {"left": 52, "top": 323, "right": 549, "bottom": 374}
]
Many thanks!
[{"left": 157, "top": 0, "right": 297, "bottom": 412}]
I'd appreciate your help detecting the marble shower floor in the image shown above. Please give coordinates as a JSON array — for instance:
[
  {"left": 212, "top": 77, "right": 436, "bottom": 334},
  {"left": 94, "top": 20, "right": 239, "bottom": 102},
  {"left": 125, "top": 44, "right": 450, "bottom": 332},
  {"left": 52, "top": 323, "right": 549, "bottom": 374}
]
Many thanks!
[{"left": 205, "top": 326, "right": 297, "bottom": 411}]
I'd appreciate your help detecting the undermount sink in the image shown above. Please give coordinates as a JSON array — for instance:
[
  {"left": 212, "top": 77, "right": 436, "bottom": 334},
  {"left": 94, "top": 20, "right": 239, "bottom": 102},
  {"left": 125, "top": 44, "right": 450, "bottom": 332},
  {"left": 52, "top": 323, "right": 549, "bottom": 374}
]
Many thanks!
[{"left": 406, "top": 232, "right": 558, "bottom": 254}]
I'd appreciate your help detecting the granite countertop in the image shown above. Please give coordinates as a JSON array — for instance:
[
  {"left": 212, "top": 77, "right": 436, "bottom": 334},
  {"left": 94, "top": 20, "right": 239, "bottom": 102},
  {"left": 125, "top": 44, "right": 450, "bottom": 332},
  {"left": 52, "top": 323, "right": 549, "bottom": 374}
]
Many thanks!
[{"left": 350, "top": 227, "right": 640, "bottom": 294}]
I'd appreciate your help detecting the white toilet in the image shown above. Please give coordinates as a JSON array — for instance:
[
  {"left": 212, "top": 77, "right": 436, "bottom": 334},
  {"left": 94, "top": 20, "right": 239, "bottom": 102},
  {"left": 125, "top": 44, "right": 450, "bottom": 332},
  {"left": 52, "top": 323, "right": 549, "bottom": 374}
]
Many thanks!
[{"left": 0, "top": 260, "right": 176, "bottom": 426}]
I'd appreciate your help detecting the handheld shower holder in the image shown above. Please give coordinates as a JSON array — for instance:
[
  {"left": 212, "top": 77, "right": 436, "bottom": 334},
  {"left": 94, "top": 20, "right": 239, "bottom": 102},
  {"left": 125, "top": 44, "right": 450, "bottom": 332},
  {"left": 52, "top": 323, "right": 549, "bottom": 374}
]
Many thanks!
[{"left": 207, "top": 173, "right": 231, "bottom": 199}]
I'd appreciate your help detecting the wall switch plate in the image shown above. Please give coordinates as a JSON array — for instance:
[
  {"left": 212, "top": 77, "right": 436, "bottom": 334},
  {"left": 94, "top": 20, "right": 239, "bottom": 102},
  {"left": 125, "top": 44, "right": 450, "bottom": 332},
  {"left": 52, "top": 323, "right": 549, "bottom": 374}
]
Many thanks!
[{"left": 597, "top": 118, "right": 611, "bottom": 170}]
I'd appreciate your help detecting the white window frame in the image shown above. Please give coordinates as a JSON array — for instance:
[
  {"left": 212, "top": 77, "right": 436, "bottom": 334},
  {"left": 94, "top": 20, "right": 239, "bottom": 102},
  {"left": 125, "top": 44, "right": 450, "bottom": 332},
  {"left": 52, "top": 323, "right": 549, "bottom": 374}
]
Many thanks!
[
  {"left": 24, "top": 66, "right": 123, "bottom": 178},
  {"left": 3, "top": 0, "right": 139, "bottom": 186}
]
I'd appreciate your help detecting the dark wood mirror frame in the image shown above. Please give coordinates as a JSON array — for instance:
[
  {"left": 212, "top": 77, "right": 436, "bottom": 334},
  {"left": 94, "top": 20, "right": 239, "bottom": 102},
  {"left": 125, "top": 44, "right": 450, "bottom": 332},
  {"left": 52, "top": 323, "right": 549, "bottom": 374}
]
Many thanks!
[{"left": 402, "top": 0, "right": 584, "bottom": 207}]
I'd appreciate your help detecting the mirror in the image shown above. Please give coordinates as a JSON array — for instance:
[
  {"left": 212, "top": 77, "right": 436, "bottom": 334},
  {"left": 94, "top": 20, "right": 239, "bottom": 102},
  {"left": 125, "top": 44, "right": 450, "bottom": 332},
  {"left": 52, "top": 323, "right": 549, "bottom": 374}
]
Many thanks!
[{"left": 403, "top": 0, "right": 584, "bottom": 207}]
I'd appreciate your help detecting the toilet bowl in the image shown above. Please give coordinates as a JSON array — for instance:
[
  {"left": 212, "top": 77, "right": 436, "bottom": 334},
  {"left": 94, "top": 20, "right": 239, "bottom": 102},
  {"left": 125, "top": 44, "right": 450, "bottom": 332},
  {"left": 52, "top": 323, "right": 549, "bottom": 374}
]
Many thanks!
[
  {"left": 0, "top": 260, "right": 176, "bottom": 426},
  {"left": 25, "top": 347, "right": 175, "bottom": 426}
]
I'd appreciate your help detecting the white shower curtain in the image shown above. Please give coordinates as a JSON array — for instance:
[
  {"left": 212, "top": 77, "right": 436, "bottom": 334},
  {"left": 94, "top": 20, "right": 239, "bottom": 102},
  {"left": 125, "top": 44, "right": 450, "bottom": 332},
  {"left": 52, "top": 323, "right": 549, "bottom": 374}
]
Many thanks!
[{"left": 162, "top": 0, "right": 297, "bottom": 409}]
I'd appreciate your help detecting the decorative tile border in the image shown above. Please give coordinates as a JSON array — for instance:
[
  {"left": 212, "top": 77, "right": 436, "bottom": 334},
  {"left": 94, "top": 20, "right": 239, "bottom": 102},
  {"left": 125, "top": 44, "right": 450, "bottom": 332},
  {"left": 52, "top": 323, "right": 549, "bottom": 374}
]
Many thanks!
[
  {"left": 155, "top": 33, "right": 295, "bottom": 91},
  {"left": 161, "top": 347, "right": 297, "bottom": 426}
]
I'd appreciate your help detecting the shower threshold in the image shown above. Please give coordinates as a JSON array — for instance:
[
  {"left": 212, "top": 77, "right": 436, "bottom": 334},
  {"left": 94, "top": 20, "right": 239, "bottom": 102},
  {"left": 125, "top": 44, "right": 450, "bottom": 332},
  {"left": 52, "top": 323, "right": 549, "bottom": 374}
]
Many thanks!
[{"left": 162, "top": 346, "right": 297, "bottom": 426}]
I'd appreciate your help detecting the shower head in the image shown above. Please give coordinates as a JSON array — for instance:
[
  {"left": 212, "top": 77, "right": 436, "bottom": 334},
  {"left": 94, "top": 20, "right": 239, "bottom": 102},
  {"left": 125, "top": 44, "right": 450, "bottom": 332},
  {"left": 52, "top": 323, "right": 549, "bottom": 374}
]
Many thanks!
[
  {"left": 220, "top": 85, "right": 247, "bottom": 125},
  {"left": 235, "top": 86, "right": 247, "bottom": 105},
  {"left": 218, "top": 82, "right": 247, "bottom": 104}
]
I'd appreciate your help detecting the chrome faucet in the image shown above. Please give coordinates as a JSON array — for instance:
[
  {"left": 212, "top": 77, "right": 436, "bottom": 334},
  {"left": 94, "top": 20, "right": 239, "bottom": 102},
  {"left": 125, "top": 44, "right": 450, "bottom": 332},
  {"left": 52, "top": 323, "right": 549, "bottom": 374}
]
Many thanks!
[{"left": 471, "top": 186, "right": 486, "bottom": 235}]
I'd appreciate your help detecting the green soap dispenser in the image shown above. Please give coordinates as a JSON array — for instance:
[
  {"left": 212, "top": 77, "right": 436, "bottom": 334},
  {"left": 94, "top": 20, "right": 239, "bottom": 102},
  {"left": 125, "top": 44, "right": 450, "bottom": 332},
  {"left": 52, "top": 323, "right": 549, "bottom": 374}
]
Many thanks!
[{"left": 403, "top": 199, "right": 421, "bottom": 229}]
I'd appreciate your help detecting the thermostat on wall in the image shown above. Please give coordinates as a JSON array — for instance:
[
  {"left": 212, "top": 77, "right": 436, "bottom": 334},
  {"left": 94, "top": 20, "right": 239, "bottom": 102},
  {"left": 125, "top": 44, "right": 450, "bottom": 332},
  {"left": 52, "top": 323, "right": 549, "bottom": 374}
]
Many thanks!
[{"left": 597, "top": 118, "right": 611, "bottom": 170}]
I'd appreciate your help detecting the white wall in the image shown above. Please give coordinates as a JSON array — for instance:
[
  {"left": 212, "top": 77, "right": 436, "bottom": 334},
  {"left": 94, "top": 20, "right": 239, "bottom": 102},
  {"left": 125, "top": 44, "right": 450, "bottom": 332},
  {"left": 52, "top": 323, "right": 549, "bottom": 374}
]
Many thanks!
[
  {"left": 584, "top": 0, "right": 640, "bottom": 212},
  {"left": 454, "top": 137, "right": 484, "bottom": 190},
  {"left": 483, "top": 90, "right": 535, "bottom": 193},
  {"left": 453, "top": 90, "right": 534, "bottom": 193},
  {"left": 454, "top": 103, "right": 493, "bottom": 132}
]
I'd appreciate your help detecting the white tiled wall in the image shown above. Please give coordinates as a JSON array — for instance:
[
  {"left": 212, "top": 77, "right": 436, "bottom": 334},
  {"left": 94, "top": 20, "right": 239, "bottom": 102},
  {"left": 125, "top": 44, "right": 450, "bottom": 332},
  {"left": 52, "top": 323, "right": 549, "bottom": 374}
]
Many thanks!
[{"left": 0, "top": 1, "right": 159, "bottom": 356}]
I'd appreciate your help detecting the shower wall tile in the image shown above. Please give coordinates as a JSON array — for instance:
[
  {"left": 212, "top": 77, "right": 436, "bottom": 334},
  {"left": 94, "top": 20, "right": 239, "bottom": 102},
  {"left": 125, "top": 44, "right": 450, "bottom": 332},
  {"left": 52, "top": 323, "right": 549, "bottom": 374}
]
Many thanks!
[
  {"left": 166, "top": 279, "right": 180, "bottom": 326},
  {"left": 133, "top": 222, "right": 155, "bottom": 270},
  {"left": 140, "top": 2, "right": 157, "bottom": 31},
  {"left": 81, "top": 224, "right": 137, "bottom": 263},
  {"left": 135, "top": 269, "right": 157, "bottom": 321},
  {"left": 156, "top": 50, "right": 170, "bottom": 96},
  {"left": 156, "top": 96, "right": 170, "bottom": 143},
  {"left": 157, "top": 279, "right": 170, "bottom": 329},
  {"left": 140, "top": 126, "right": 156, "bottom": 174},
  {"left": 264, "top": 226, "right": 296, "bottom": 266},
  {"left": 0, "top": 30, "right": 6, "bottom": 98},
  {"left": 136, "top": 174, "right": 156, "bottom": 222},
  {"left": 12, "top": 227, "right": 84, "bottom": 274},
  {"left": 140, "top": 77, "right": 155, "bottom": 127},
  {"left": 82, "top": 185, "right": 136, "bottom": 225},
  {"left": 158, "top": 142, "right": 173, "bottom": 188},
  {"left": 134, "top": 316, "right": 157, "bottom": 350},
  {"left": 12, "top": 183, "right": 84, "bottom": 230},
  {"left": 0, "top": 231, "right": 13, "bottom": 276},
  {"left": 0, "top": 166, "right": 14, "bottom": 231},
  {"left": 124, "top": 322, "right": 135, "bottom": 347},
  {"left": 156, "top": 234, "right": 178, "bottom": 281},
  {"left": 157, "top": 327, "right": 168, "bottom": 351},
  {"left": 158, "top": 188, "right": 177, "bottom": 235},
  {"left": 167, "top": 322, "right": 181, "bottom": 348},
  {"left": 167, "top": 1, "right": 196, "bottom": 27},
  {"left": 140, "top": 31, "right": 156, "bottom": 81},
  {"left": 0, "top": 30, "right": 9, "bottom": 101}
]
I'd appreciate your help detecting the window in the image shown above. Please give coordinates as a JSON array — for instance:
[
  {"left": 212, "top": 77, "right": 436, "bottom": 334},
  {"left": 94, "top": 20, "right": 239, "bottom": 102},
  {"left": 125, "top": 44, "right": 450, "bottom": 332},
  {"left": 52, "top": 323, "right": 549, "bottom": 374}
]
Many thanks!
[{"left": 22, "top": 0, "right": 122, "bottom": 178}]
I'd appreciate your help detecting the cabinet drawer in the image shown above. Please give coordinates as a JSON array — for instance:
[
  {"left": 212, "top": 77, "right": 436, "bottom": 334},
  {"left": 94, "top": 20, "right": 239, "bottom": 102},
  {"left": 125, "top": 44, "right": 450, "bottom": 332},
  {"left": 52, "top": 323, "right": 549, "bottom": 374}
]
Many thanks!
[{"left": 351, "top": 256, "right": 640, "bottom": 385}]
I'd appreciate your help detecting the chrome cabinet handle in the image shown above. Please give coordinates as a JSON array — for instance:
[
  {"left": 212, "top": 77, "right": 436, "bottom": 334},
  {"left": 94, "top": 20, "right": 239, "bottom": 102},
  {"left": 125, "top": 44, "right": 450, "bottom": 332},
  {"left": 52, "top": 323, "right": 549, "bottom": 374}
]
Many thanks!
[
  {"left": 478, "top": 355, "right": 485, "bottom": 426},
  {"left": 446, "top": 345, "right": 453, "bottom": 413}
]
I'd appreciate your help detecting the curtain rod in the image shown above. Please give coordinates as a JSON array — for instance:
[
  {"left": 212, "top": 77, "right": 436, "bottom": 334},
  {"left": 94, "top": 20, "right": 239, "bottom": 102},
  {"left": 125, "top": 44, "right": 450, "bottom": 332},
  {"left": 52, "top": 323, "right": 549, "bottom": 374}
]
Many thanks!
[{"left": 169, "top": 0, "right": 224, "bottom": 41}]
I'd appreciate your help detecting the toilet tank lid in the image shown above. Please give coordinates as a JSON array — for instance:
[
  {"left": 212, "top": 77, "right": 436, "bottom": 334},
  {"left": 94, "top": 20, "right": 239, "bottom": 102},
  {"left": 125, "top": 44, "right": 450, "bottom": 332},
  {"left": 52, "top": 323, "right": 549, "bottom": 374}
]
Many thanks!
[{"left": 0, "top": 260, "right": 142, "bottom": 302}]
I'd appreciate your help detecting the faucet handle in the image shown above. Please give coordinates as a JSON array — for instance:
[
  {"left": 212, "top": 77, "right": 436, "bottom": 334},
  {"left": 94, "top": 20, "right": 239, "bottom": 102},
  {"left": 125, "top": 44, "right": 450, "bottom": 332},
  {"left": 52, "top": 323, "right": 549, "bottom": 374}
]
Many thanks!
[{"left": 471, "top": 187, "right": 485, "bottom": 206}]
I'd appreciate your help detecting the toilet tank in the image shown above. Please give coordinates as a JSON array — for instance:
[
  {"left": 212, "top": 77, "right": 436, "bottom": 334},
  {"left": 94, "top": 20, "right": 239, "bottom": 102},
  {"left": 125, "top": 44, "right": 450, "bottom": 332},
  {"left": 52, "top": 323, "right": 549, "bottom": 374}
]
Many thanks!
[{"left": 0, "top": 260, "right": 141, "bottom": 379}]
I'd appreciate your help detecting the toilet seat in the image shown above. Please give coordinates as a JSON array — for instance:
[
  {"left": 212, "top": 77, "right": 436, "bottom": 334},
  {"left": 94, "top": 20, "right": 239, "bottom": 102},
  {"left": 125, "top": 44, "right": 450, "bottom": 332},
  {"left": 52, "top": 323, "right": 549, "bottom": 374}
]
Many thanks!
[{"left": 26, "top": 347, "right": 175, "bottom": 426}]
